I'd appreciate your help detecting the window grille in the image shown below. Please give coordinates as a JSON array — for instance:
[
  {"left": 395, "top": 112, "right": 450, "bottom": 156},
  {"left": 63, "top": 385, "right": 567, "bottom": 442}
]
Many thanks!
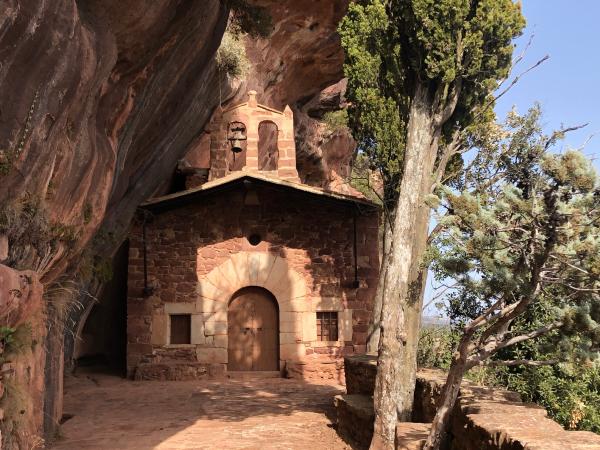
[{"left": 316, "top": 311, "right": 339, "bottom": 341}]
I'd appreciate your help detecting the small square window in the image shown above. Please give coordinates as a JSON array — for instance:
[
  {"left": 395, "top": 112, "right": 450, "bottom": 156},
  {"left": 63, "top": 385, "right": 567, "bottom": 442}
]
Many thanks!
[
  {"left": 316, "top": 311, "right": 339, "bottom": 341},
  {"left": 170, "top": 314, "right": 191, "bottom": 344}
]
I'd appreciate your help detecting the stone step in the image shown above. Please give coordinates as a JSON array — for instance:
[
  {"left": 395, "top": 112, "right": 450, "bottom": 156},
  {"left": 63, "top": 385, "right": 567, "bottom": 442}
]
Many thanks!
[
  {"left": 396, "top": 422, "right": 431, "bottom": 450},
  {"left": 334, "top": 393, "right": 375, "bottom": 448},
  {"left": 226, "top": 370, "right": 282, "bottom": 380},
  {"left": 344, "top": 354, "right": 377, "bottom": 395}
]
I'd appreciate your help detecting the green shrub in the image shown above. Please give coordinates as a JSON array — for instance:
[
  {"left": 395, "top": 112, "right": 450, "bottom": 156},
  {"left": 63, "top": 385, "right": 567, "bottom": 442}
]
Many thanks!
[
  {"left": 0, "top": 326, "right": 16, "bottom": 353},
  {"left": 494, "top": 363, "right": 600, "bottom": 433},
  {"left": 348, "top": 152, "right": 382, "bottom": 205},
  {"left": 419, "top": 323, "right": 600, "bottom": 433},
  {"left": 227, "top": 0, "right": 272, "bottom": 38},
  {"left": 323, "top": 110, "right": 349, "bottom": 134},
  {"left": 83, "top": 203, "right": 93, "bottom": 224},
  {"left": 216, "top": 31, "right": 249, "bottom": 78},
  {"left": 417, "top": 325, "right": 457, "bottom": 370},
  {"left": 0, "top": 194, "right": 80, "bottom": 270}
]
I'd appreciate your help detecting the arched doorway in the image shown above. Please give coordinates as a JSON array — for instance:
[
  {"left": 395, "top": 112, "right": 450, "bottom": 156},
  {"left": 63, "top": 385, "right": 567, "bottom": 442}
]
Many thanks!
[{"left": 228, "top": 286, "right": 279, "bottom": 371}]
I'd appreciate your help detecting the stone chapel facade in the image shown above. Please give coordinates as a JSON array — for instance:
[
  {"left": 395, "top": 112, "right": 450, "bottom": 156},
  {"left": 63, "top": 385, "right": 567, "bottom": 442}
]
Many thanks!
[{"left": 126, "top": 92, "right": 380, "bottom": 382}]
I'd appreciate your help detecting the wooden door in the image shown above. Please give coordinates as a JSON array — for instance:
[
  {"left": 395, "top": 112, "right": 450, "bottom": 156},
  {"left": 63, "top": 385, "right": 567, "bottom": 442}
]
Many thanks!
[{"left": 228, "top": 287, "right": 279, "bottom": 371}]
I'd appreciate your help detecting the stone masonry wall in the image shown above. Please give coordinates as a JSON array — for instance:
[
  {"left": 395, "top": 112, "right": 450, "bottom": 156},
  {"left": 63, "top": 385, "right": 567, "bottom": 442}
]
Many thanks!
[
  {"left": 337, "top": 355, "right": 600, "bottom": 450},
  {"left": 127, "top": 184, "right": 379, "bottom": 381}
]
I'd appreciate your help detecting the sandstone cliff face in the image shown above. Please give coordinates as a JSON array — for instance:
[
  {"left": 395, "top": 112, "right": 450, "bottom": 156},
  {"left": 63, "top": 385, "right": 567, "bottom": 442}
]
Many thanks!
[
  {"left": 293, "top": 79, "right": 359, "bottom": 194},
  {"left": 0, "top": 0, "right": 230, "bottom": 282},
  {"left": 0, "top": 264, "right": 45, "bottom": 450},
  {"left": 230, "top": 0, "right": 348, "bottom": 109},
  {"left": 0, "top": 0, "right": 352, "bottom": 280}
]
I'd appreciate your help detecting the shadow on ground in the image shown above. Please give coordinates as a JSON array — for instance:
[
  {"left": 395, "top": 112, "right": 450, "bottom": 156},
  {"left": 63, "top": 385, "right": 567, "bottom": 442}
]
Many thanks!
[{"left": 50, "top": 367, "right": 354, "bottom": 450}]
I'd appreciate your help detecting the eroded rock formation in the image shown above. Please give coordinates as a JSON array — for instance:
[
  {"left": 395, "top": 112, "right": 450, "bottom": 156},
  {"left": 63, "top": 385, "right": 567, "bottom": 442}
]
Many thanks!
[{"left": 0, "top": 264, "right": 44, "bottom": 450}]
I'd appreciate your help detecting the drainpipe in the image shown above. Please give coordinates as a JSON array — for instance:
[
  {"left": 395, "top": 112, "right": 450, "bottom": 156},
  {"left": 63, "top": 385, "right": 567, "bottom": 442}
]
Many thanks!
[
  {"left": 141, "top": 210, "right": 154, "bottom": 297},
  {"left": 352, "top": 208, "right": 360, "bottom": 289}
]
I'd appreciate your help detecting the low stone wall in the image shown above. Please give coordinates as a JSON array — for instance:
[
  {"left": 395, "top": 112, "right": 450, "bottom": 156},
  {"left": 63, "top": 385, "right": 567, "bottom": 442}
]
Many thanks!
[
  {"left": 134, "top": 356, "right": 347, "bottom": 383},
  {"left": 344, "top": 353, "right": 377, "bottom": 396},
  {"left": 335, "top": 393, "right": 374, "bottom": 447},
  {"left": 285, "top": 356, "right": 345, "bottom": 384},
  {"left": 134, "top": 362, "right": 225, "bottom": 381},
  {"left": 336, "top": 355, "right": 600, "bottom": 450}
]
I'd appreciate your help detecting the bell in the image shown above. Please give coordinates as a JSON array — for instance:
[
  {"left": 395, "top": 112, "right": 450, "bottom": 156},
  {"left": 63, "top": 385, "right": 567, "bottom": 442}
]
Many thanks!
[
  {"left": 228, "top": 123, "right": 247, "bottom": 154},
  {"left": 231, "top": 139, "right": 243, "bottom": 153}
]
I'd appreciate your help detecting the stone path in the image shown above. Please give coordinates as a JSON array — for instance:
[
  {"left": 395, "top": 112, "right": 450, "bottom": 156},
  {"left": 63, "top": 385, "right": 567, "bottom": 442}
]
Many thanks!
[{"left": 51, "top": 371, "right": 352, "bottom": 450}]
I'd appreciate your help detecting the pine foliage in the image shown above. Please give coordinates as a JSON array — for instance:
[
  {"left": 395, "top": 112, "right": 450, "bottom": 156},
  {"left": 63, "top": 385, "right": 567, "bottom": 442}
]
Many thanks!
[
  {"left": 339, "top": 0, "right": 525, "bottom": 203},
  {"left": 430, "top": 105, "right": 600, "bottom": 369}
]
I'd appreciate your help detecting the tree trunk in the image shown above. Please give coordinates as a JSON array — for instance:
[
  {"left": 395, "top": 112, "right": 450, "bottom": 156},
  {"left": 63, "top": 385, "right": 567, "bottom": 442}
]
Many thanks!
[
  {"left": 395, "top": 201, "right": 431, "bottom": 417},
  {"left": 423, "top": 336, "right": 471, "bottom": 450},
  {"left": 370, "top": 83, "right": 439, "bottom": 450},
  {"left": 367, "top": 217, "right": 393, "bottom": 354}
]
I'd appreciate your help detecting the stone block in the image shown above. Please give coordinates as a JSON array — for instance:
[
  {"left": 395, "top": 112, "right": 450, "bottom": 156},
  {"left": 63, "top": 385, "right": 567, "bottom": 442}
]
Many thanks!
[
  {"left": 134, "top": 362, "right": 212, "bottom": 381},
  {"left": 0, "top": 234, "right": 7, "bottom": 262},
  {"left": 128, "top": 298, "right": 153, "bottom": 315},
  {"left": 279, "top": 297, "right": 309, "bottom": 313},
  {"left": 314, "top": 297, "right": 342, "bottom": 311},
  {"left": 204, "top": 262, "right": 238, "bottom": 294},
  {"left": 128, "top": 343, "right": 153, "bottom": 355},
  {"left": 204, "top": 320, "right": 227, "bottom": 336},
  {"left": 196, "top": 297, "right": 225, "bottom": 313},
  {"left": 344, "top": 354, "right": 377, "bottom": 396},
  {"left": 201, "top": 309, "right": 227, "bottom": 322},
  {"left": 279, "top": 332, "right": 301, "bottom": 345},
  {"left": 340, "top": 309, "right": 353, "bottom": 342},
  {"left": 280, "top": 312, "right": 303, "bottom": 334},
  {"left": 196, "top": 347, "right": 228, "bottom": 364},
  {"left": 280, "top": 343, "right": 305, "bottom": 360},
  {"left": 264, "top": 258, "right": 291, "bottom": 292},
  {"left": 213, "top": 335, "right": 228, "bottom": 348},
  {"left": 396, "top": 422, "right": 430, "bottom": 450},
  {"left": 334, "top": 394, "right": 374, "bottom": 448},
  {"left": 151, "top": 315, "right": 168, "bottom": 346},
  {"left": 196, "top": 280, "right": 228, "bottom": 302},
  {"left": 164, "top": 302, "right": 196, "bottom": 314},
  {"left": 209, "top": 363, "right": 226, "bottom": 378},
  {"left": 272, "top": 267, "right": 307, "bottom": 302},
  {"left": 190, "top": 314, "right": 205, "bottom": 344},
  {"left": 302, "top": 311, "right": 317, "bottom": 342},
  {"left": 279, "top": 310, "right": 299, "bottom": 323}
]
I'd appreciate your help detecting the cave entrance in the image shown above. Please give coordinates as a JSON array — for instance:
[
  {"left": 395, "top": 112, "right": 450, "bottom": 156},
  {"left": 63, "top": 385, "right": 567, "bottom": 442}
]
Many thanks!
[{"left": 74, "top": 240, "right": 129, "bottom": 376}]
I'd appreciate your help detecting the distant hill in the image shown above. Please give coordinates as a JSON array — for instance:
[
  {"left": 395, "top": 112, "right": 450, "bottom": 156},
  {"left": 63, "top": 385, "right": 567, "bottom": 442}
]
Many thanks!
[{"left": 421, "top": 316, "right": 451, "bottom": 327}]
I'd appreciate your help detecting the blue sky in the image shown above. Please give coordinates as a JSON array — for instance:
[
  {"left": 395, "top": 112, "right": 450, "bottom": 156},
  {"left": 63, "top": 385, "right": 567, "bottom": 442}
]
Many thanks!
[
  {"left": 424, "top": 1, "right": 600, "bottom": 317},
  {"left": 495, "top": 0, "right": 600, "bottom": 160}
]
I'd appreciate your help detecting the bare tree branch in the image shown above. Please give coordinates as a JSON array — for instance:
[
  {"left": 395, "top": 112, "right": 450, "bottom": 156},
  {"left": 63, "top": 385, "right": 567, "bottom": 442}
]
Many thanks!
[
  {"left": 494, "top": 55, "right": 549, "bottom": 104},
  {"left": 545, "top": 123, "right": 589, "bottom": 150},
  {"left": 493, "top": 320, "right": 564, "bottom": 351},
  {"left": 472, "top": 358, "right": 558, "bottom": 368}
]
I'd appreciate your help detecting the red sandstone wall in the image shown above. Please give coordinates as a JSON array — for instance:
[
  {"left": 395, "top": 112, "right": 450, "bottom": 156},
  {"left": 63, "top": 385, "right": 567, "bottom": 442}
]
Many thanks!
[
  {"left": 127, "top": 184, "right": 379, "bottom": 381},
  {"left": 0, "top": 265, "right": 45, "bottom": 449}
]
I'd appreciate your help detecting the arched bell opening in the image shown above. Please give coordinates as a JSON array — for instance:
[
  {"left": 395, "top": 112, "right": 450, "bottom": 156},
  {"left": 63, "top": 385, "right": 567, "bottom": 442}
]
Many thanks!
[
  {"left": 258, "top": 120, "right": 279, "bottom": 171},
  {"left": 227, "top": 121, "right": 247, "bottom": 172}
]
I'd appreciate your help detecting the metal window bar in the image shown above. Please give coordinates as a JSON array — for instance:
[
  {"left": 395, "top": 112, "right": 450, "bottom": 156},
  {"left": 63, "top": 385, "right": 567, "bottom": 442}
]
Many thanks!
[{"left": 316, "top": 311, "right": 338, "bottom": 341}]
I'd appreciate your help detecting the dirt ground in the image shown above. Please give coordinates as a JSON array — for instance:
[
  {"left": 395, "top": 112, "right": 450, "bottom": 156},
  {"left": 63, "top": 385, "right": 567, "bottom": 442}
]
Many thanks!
[{"left": 50, "top": 370, "right": 353, "bottom": 450}]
